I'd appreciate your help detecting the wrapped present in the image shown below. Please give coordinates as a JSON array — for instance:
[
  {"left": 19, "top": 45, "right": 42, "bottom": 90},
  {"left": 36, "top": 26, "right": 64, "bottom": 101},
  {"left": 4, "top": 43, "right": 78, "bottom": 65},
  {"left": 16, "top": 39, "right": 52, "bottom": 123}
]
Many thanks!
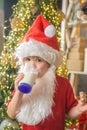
[
  {"left": 70, "top": 47, "right": 85, "bottom": 52},
  {"left": 67, "top": 59, "right": 84, "bottom": 71},
  {"left": 68, "top": 52, "right": 84, "bottom": 60}
]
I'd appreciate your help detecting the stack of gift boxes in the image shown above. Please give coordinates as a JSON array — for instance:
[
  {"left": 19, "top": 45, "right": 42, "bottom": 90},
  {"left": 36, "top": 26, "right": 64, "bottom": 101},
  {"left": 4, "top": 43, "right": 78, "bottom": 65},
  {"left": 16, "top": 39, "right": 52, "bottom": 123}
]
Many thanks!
[{"left": 67, "top": 37, "right": 86, "bottom": 71}]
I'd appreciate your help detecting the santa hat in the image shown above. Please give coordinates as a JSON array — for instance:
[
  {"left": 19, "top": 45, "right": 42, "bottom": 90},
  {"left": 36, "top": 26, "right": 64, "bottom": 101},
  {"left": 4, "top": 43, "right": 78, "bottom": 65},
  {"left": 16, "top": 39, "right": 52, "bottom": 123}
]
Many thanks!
[{"left": 15, "top": 14, "right": 63, "bottom": 67}]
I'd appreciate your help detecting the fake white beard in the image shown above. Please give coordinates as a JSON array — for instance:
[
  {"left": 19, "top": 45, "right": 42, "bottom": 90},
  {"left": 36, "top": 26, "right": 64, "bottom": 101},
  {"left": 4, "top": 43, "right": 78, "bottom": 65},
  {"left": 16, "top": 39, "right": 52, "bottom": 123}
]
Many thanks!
[{"left": 16, "top": 66, "right": 56, "bottom": 125}]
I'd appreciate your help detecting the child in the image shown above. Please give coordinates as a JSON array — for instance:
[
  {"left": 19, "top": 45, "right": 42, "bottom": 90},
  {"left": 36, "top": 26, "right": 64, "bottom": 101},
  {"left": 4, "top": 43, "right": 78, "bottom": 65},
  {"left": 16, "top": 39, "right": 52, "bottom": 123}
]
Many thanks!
[{"left": 7, "top": 14, "right": 87, "bottom": 130}]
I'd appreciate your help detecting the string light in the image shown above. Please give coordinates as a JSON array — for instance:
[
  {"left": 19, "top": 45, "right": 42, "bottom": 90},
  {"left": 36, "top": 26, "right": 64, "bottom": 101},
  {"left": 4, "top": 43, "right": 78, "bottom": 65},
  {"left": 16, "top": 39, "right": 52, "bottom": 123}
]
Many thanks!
[{"left": 80, "top": 0, "right": 85, "bottom": 4}]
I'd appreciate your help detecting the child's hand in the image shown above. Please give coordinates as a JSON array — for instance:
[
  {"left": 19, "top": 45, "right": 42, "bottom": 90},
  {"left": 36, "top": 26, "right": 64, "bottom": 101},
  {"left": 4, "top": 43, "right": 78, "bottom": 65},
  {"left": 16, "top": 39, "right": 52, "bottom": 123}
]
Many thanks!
[
  {"left": 79, "top": 91, "right": 87, "bottom": 103},
  {"left": 77, "top": 92, "right": 87, "bottom": 114},
  {"left": 15, "top": 73, "right": 24, "bottom": 90}
]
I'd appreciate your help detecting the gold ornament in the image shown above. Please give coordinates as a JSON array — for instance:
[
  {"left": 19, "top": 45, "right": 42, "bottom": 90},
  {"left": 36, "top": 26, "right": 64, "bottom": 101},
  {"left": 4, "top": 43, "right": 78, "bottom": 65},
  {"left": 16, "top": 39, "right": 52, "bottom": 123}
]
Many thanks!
[
  {"left": 11, "top": 17, "right": 24, "bottom": 29},
  {"left": 56, "top": 55, "right": 69, "bottom": 78},
  {"left": 31, "top": 6, "right": 38, "bottom": 15},
  {"left": 80, "top": 0, "right": 85, "bottom": 4}
]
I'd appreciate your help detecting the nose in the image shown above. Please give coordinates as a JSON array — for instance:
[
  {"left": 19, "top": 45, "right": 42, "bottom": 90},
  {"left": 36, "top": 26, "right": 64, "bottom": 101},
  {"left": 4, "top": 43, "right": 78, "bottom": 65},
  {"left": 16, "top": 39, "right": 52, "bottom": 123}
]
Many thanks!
[{"left": 29, "top": 60, "right": 36, "bottom": 68}]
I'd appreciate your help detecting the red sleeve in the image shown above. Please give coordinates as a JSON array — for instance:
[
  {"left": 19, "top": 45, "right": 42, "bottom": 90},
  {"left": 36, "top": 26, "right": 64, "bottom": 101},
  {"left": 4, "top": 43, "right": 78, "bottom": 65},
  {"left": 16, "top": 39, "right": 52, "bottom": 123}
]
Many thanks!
[
  {"left": 65, "top": 78, "right": 78, "bottom": 113},
  {"left": 56, "top": 75, "right": 78, "bottom": 114}
]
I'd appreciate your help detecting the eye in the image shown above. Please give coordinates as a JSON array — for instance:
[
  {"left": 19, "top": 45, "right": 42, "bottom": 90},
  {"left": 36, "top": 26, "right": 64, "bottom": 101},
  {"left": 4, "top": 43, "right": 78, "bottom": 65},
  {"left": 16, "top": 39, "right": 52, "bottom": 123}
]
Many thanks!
[
  {"left": 25, "top": 57, "right": 31, "bottom": 61},
  {"left": 37, "top": 58, "right": 43, "bottom": 62},
  {"left": 27, "top": 58, "right": 31, "bottom": 61},
  {"left": 37, "top": 58, "right": 42, "bottom": 62}
]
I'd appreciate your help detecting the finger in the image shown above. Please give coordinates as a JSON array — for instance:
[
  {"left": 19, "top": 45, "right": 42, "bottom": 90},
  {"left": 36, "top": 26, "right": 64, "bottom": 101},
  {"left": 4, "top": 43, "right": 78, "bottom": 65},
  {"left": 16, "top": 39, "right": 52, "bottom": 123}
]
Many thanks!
[
  {"left": 16, "top": 73, "right": 24, "bottom": 82},
  {"left": 16, "top": 73, "right": 24, "bottom": 80},
  {"left": 78, "top": 99, "right": 85, "bottom": 106},
  {"left": 15, "top": 73, "right": 24, "bottom": 88}
]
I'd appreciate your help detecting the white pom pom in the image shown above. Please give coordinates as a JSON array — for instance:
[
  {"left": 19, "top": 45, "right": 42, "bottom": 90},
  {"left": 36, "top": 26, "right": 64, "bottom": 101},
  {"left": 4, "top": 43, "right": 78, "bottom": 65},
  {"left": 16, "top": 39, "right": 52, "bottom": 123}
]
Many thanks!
[{"left": 44, "top": 25, "right": 56, "bottom": 38}]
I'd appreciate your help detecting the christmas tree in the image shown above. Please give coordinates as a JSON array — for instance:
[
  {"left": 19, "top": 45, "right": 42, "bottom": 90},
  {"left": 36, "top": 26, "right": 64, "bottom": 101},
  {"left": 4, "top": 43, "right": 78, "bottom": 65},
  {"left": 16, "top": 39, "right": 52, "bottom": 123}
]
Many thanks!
[{"left": 0, "top": 0, "right": 67, "bottom": 129}]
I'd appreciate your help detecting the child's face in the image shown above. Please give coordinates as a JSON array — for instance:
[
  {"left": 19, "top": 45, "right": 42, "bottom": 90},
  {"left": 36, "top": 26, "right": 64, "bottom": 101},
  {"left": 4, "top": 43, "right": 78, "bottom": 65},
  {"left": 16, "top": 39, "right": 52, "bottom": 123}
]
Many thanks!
[{"left": 23, "top": 56, "right": 50, "bottom": 78}]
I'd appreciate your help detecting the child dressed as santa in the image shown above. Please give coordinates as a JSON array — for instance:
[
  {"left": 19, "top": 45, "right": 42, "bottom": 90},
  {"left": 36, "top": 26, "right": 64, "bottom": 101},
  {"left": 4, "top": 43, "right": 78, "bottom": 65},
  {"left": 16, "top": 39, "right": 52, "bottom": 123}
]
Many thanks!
[{"left": 8, "top": 14, "right": 87, "bottom": 130}]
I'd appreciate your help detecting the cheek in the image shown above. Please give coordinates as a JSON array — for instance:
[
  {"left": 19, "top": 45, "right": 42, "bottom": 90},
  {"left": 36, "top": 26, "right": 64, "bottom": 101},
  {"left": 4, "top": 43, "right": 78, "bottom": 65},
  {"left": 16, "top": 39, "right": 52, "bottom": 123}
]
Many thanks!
[{"left": 37, "top": 64, "right": 49, "bottom": 77}]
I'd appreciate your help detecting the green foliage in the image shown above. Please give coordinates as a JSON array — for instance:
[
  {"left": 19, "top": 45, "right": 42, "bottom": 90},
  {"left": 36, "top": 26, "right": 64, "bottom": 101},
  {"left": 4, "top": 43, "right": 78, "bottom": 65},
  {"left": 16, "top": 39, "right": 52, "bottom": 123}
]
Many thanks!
[{"left": 65, "top": 115, "right": 78, "bottom": 129}]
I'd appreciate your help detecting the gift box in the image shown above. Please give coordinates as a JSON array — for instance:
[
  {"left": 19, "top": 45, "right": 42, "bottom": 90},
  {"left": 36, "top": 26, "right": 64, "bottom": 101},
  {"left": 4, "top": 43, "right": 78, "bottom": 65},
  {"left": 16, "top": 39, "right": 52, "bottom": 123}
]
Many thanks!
[
  {"left": 68, "top": 52, "right": 84, "bottom": 60},
  {"left": 69, "top": 47, "right": 85, "bottom": 52},
  {"left": 67, "top": 37, "right": 86, "bottom": 71},
  {"left": 67, "top": 60, "right": 84, "bottom": 71}
]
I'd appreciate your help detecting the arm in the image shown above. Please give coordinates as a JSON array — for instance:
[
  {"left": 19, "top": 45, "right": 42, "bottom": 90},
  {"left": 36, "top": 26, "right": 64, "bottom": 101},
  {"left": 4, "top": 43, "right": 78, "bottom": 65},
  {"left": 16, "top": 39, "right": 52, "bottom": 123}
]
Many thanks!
[
  {"left": 65, "top": 78, "right": 87, "bottom": 119},
  {"left": 7, "top": 90, "right": 23, "bottom": 119},
  {"left": 68, "top": 96, "right": 87, "bottom": 119},
  {"left": 68, "top": 104, "right": 83, "bottom": 119},
  {"left": 7, "top": 73, "right": 24, "bottom": 119}
]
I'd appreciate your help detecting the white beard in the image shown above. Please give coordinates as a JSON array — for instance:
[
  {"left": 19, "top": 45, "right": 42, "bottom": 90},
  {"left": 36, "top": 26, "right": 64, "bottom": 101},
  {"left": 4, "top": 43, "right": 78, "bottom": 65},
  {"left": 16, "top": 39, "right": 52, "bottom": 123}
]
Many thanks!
[{"left": 16, "top": 66, "right": 56, "bottom": 125}]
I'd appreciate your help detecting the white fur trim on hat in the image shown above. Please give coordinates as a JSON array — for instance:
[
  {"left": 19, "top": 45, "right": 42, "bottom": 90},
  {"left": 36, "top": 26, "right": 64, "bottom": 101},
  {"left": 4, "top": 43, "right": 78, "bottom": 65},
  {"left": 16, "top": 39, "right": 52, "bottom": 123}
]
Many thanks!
[{"left": 14, "top": 38, "right": 63, "bottom": 67}]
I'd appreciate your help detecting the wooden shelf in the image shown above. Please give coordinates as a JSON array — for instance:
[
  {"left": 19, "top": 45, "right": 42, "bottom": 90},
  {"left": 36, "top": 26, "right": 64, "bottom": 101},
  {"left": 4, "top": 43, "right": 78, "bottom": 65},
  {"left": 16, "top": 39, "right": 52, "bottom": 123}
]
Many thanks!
[
  {"left": 69, "top": 71, "right": 87, "bottom": 75},
  {"left": 68, "top": 21, "right": 87, "bottom": 27},
  {"left": 65, "top": 1, "right": 87, "bottom": 95}
]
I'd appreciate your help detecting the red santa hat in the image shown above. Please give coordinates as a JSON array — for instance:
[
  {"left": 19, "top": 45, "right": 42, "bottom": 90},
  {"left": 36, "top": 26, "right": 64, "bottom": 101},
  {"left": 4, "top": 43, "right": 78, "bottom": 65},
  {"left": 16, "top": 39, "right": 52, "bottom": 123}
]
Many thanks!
[{"left": 15, "top": 14, "right": 63, "bottom": 67}]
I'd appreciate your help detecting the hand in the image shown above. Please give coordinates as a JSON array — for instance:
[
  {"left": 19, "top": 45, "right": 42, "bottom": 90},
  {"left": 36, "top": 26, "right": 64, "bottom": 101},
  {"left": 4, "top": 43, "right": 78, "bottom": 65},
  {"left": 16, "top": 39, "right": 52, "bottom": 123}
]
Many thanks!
[
  {"left": 15, "top": 73, "right": 24, "bottom": 90},
  {"left": 78, "top": 92, "right": 87, "bottom": 114}
]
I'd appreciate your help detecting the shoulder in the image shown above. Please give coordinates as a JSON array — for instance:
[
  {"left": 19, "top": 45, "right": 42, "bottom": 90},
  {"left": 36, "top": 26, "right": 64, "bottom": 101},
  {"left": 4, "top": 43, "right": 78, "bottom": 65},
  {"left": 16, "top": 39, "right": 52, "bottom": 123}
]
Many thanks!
[
  {"left": 56, "top": 75, "right": 68, "bottom": 80},
  {"left": 55, "top": 75, "right": 72, "bottom": 91},
  {"left": 56, "top": 75, "right": 70, "bottom": 85}
]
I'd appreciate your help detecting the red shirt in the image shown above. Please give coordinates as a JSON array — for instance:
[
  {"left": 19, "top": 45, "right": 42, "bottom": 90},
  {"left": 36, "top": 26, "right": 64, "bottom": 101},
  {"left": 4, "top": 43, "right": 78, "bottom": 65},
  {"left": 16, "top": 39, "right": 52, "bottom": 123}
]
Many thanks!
[{"left": 19, "top": 76, "right": 77, "bottom": 130}]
